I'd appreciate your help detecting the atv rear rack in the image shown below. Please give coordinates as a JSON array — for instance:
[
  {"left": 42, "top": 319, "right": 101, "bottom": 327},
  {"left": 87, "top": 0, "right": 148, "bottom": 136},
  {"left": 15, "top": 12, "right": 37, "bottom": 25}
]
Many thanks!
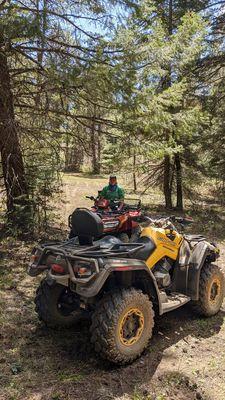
[
  {"left": 30, "top": 241, "right": 145, "bottom": 285},
  {"left": 37, "top": 240, "right": 145, "bottom": 259}
]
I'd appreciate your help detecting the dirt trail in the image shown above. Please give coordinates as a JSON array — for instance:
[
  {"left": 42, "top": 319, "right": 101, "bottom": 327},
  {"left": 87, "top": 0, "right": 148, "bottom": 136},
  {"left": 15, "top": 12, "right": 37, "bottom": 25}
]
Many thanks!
[
  {"left": 0, "top": 174, "right": 225, "bottom": 400},
  {"left": 61, "top": 174, "right": 109, "bottom": 222}
]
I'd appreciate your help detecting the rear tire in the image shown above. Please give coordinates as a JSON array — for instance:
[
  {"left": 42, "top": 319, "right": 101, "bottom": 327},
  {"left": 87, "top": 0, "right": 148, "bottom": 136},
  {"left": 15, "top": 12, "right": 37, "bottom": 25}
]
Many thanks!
[
  {"left": 35, "top": 279, "right": 83, "bottom": 328},
  {"left": 192, "top": 264, "right": 225, "bottom": 317},
  {"left": 90, "top": 288, "right": 154, "bottom": 364}
]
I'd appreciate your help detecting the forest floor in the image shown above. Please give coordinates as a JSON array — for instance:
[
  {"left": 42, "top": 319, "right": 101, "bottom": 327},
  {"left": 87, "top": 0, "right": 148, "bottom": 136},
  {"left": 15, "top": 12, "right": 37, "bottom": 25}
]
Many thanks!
[{"left": 1, "top": 173, "right": 225, "bottom": 400}]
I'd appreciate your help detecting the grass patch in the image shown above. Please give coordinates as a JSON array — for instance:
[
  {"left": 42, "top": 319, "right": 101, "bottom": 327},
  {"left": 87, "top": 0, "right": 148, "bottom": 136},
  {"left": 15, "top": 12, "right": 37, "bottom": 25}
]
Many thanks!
[
  {"left": 58, "top": 372, "right": 85, "bottom": 383},
  {"left": 0, "top": 265, "right": 14, "bottom": 290},
  {"left": 131, "top": 390, "right": 154, "bottom": 400}
]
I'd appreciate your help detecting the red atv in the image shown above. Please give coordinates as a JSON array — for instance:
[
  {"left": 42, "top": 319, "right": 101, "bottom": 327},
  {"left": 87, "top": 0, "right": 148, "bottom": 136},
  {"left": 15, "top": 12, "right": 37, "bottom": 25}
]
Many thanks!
[{"left": 69, "top": 195, "right": 142, "bottom": 242}]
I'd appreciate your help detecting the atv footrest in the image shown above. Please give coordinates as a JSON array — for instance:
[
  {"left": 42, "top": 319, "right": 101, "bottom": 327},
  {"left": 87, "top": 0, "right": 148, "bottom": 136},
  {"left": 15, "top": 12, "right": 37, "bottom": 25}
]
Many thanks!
[{"left": 160, "top": 292, "right": 190, "bottom": 314}]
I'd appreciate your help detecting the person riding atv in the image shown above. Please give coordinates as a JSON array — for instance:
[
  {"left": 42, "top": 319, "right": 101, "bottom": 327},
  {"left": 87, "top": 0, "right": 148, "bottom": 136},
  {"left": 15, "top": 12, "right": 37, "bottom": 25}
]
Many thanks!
[
  {"left": 68, "top": 175, "right": 140, "bottom": 242},
  {"left": 100, "top": 174, "right": 124, "bottom": 210}
]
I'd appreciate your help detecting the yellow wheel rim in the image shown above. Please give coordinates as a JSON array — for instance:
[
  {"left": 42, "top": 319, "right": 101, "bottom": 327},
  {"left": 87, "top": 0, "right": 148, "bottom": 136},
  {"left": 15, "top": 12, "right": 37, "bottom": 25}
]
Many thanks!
[
  {"left": 119, "top": 308, "right": 144, "bottom": 346},
  {"left": 208, "top": 277, "right": 221, "bottom": 304}
]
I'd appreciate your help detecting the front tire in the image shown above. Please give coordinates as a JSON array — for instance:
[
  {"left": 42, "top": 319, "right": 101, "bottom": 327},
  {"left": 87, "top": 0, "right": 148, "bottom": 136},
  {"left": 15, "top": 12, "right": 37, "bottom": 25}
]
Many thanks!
[
  {"left": 192, "top": 264, "right": 225, "bottom": 316},
  {"left": 90, "top": 288, "right": 154, "bottom": 364},
  {"left": 35, "top": 279, "right": 83, "bottom": 328}
]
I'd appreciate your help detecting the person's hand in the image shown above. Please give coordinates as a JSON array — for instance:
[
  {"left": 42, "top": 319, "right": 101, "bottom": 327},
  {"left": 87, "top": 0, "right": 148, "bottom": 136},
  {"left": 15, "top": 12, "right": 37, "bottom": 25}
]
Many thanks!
[{"left": 118, "top": 201, "right": 124, "bottom": 211}]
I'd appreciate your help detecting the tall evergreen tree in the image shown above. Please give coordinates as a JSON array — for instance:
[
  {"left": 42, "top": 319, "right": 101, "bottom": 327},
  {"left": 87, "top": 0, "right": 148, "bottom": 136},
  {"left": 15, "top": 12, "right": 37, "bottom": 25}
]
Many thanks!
[
  {"left": 0, "top": 0, "right": 119, "bottom": 229},
  {"left": 112, "top": 0, "right": 207, "bottom": 209}
]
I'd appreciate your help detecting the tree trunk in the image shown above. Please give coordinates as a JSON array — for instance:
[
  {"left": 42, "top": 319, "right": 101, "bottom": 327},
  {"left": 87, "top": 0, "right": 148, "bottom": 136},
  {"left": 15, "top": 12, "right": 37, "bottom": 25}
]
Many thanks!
[
  {"left": 64, "top": 132, "right": 70, "bottom": 171},
  {"left": 168, "top": 0, "right": 173, "bottom": 35},
  {"left": 97, "top": 122, "right": 101, "bottom": 174},
  {"left": 35, "top": 0, "right": 47, "bottom": 106},
  {"left": 91, "top": 119, "right": 97, "bottom": 173},
  {"left": 91, "top": 117, "right": 100, "bottom": 174},
  {"left": 163, "top": 155, "right": 173, "bottom": 209},
  {"left": 174, "top": 153, "right": 183, "bottom": 210},
  {"left": 133, "top": 151, "right": 137, "bottom": 192},
  {"left": 0, "top": 47, "right": 29, "bottom": 220},
  {"left": 162, "top": 0, "right": 173, "bottom": 209}
]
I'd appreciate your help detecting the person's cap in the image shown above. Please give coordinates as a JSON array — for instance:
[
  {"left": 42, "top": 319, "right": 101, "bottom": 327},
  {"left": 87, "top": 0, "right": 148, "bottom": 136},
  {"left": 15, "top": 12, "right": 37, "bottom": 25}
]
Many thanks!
[{"left": 109, "top": 174, "right": 117, "bottom": 179}]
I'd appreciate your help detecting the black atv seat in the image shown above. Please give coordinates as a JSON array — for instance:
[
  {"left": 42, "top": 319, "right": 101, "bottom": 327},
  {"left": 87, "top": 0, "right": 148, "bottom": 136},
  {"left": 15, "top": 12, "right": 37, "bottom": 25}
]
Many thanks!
[
  {"left": 94, "top": 235, "right": 123, "bottom": 248},
  {"left": 69, "top": 235, "right": 155, "bottom": 260},
  {"left": 132, "top": 236, "right": 156, "bottom": 261},
  {"left": 94, "top": 235, "right": 156, "bottom": 260}
]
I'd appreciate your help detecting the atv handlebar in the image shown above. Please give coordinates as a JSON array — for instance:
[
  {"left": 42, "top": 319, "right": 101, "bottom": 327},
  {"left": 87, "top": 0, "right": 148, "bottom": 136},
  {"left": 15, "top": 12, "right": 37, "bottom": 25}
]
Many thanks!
[
  {"left": 85, "top": 196, "right": 121, "bottom": 206},
  {"left": 170, "top": 215, "right": 194, "bottom": 225},
  {"left": 86, "top": 195, "right": 96, "bottom": 201}
]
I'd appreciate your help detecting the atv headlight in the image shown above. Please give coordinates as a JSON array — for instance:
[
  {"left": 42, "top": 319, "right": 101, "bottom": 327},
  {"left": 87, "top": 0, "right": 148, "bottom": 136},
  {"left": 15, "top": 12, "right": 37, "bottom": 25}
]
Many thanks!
[{"left": 103, "top": 220, "right": 120, "bottom": 229}]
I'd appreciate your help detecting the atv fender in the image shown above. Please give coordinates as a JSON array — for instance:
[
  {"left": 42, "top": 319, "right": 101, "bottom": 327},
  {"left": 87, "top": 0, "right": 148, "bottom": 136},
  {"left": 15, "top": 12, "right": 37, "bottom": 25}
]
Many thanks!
[
  {"left": 187, "top": 241, "right": 216, "bottom": 300},
  {"left": 75, "top": 259, "right": 163, "bottom": 314}
]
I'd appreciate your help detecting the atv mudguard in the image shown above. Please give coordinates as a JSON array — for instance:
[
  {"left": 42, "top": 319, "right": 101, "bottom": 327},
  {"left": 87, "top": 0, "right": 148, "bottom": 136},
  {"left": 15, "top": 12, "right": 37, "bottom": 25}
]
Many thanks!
[
  {"left": 77, "top": 259, "right": 162, "bottom": 307},
  {"left": 173, "top": 241, "right": 217, "bottom": 301},
  {"left": 45, "top": 258, "right": 164, "bottom": 314}
]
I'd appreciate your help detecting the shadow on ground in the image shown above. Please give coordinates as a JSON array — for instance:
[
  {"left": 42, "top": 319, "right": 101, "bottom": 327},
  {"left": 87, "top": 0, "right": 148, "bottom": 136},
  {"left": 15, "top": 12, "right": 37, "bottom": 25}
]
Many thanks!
[{"left": 13, "top": 305, "right": 224, "bottom": 400}]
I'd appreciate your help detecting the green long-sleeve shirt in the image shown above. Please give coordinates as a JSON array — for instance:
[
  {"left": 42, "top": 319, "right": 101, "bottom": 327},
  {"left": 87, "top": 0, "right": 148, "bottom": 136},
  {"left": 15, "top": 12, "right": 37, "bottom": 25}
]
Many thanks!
[{"left": 100, "top": 185, "right": 125, "bottom": 201}]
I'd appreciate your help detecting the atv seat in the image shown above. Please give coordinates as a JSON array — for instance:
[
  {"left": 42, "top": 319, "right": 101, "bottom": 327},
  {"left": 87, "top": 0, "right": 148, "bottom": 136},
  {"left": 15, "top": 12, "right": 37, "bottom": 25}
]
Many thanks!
[
  {"left": 94, "top": 235, "right": 156, "bottom": 260},
  {"left": 93, "top": 236, "right": 156, "bottom": 260},
  {"left": 132, "top": 236, "right": 156, "bottom": 261},
  {"left": 94, "top": 235, "right": 123, "bottom": 248}
]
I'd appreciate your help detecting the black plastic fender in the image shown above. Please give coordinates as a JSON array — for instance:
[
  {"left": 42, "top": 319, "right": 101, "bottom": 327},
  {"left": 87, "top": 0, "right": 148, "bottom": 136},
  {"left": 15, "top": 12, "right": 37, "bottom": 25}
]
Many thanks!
[
  {"left": 75, "top": 258, "right": 163, "bottom": 314},
  {"left": 186, "top": 241, "right": 216, "bottom": 300}
]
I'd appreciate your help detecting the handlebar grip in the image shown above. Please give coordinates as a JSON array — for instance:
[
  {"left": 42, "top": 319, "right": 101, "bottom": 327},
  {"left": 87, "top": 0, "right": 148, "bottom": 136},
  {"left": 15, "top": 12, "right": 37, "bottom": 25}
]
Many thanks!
[
  {"left": 174, "top": 216, "right": 194, "bottom": 224},
  {"left": 135, "top": 215, "right": 153, "bottom": 223}
]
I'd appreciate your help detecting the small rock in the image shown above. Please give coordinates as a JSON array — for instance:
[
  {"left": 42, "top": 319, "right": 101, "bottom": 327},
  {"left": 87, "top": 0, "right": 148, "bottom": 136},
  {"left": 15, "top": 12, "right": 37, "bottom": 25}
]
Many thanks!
[{"left": 11, "top": 363, "right": 22, "bottom": 375}]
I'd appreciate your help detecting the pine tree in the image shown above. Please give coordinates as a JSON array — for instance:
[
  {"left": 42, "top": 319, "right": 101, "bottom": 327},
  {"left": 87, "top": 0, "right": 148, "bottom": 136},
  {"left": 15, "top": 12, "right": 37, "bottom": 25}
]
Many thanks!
[
  {"left": 0, "top": 0, "right": 120, "bottom": 230},
  {"left": 112, "top": 0, "right": 207, "bottom": 209}
]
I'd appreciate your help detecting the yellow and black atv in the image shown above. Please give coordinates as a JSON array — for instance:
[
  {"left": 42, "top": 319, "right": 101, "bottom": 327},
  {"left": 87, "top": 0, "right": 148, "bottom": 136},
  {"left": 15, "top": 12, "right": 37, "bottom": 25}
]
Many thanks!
[{"left": 28, "top": 209, "right": 224, "bottom": 365}]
